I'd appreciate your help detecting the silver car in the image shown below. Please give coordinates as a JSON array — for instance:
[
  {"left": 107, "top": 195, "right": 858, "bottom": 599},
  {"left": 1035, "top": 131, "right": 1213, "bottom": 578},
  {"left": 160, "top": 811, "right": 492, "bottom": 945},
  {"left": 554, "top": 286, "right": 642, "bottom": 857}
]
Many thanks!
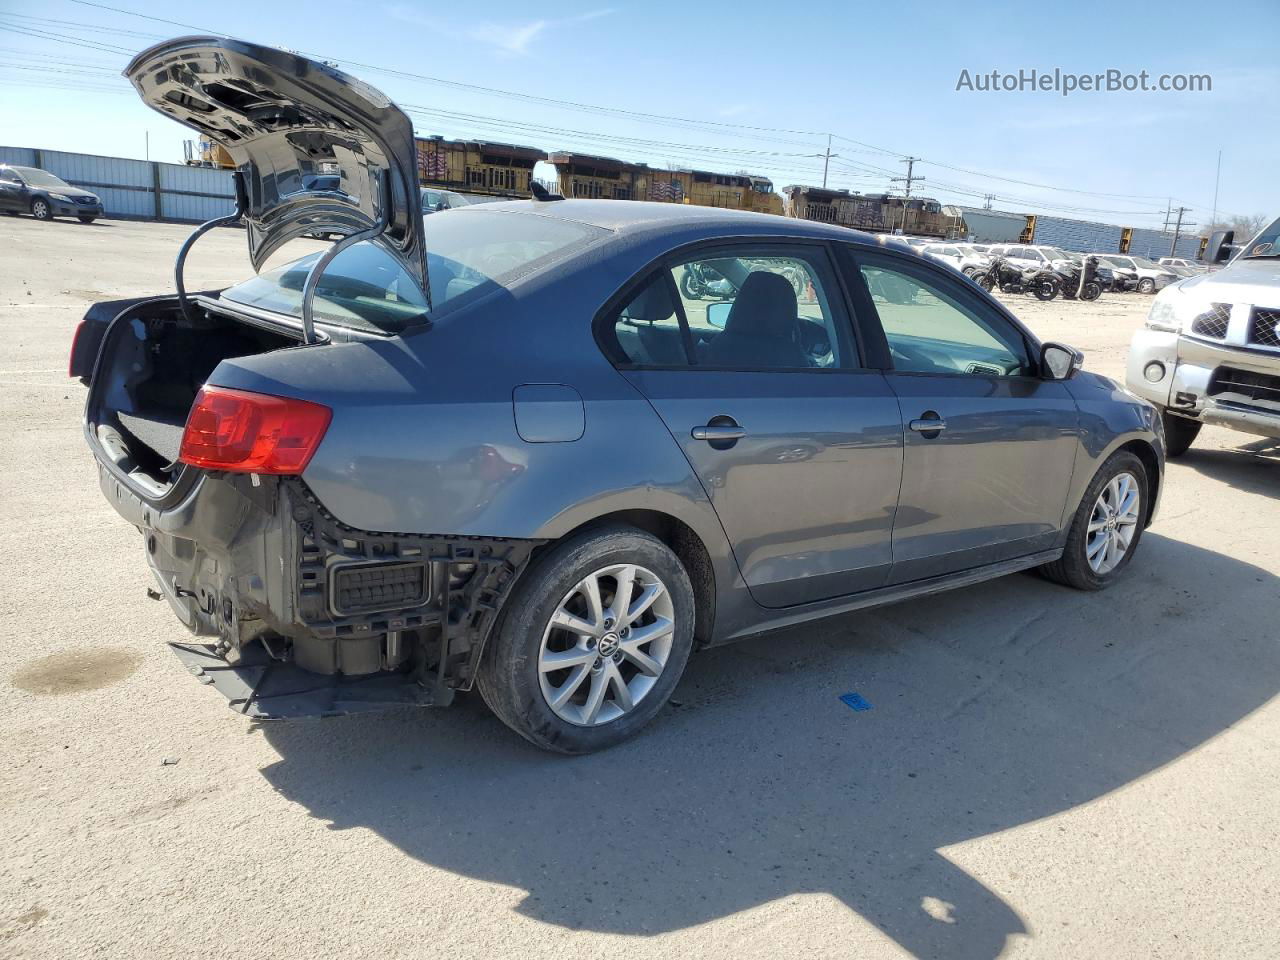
[{"left": 74, "top": 37, "right": 1165, "bottom": 753}]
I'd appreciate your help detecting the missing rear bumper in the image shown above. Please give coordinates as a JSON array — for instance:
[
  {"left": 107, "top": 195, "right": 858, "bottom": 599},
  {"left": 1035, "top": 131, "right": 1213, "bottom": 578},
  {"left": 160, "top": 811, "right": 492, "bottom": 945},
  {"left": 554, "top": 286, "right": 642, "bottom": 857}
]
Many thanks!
[
  {"left": 170, "top": 641, "right": 441, "bottom": 719},
  {"left": 120, "top": 473, "right": 542, "bottom": 718}
]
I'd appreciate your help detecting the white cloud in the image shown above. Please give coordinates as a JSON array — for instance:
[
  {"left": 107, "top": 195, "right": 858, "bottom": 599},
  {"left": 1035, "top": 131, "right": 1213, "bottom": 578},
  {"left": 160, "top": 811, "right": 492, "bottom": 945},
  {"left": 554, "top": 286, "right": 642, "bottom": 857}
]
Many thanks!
[
  {"left": 386, "top": 5, "right": 614, "bottom": 57},
  {"left": 469, "top": 20, "right": 549, "bottom": 56}
]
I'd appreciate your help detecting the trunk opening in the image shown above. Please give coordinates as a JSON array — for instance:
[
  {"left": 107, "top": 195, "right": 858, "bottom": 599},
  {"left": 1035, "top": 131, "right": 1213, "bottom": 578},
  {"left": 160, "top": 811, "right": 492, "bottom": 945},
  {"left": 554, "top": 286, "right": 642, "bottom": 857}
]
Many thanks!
[{"left": 88, "top": 297, "right": 301, "bottom": 497}]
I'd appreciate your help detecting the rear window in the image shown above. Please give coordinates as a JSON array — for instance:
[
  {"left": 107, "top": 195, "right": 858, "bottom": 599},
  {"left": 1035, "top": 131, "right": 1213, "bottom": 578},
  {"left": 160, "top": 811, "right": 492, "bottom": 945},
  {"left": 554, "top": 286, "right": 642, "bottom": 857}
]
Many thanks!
[{"left": 221, "top": 209, "right": 608, "bottom": 334}]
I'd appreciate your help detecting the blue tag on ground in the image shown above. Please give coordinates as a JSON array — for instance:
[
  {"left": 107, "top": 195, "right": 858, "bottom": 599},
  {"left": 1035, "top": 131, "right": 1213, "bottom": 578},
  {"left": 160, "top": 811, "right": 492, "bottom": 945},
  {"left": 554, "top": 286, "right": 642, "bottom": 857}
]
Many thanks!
[{"left": 839, "top": 692, "right": 872, "bottom": 711}]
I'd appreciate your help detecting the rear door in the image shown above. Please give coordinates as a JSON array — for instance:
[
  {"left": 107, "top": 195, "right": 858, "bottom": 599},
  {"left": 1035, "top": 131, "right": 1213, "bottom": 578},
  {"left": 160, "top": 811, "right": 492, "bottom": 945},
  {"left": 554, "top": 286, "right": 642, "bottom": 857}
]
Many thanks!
[
  {"left": 602, "top": 241, "right": 904, "bottom": 607},
  {"left": 0, "top": 169, "right": 25, "bottom": 212},
  {"left": 846, "top": 247, "right": 1079, "bottom": 583}
]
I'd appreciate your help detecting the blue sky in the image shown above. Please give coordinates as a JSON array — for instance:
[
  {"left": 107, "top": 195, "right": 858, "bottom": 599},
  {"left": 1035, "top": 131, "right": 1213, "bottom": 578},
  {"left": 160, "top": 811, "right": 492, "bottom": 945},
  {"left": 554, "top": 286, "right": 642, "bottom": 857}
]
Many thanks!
[{"left": 1, "top": 0, "right": 1276, "bottom": 228}]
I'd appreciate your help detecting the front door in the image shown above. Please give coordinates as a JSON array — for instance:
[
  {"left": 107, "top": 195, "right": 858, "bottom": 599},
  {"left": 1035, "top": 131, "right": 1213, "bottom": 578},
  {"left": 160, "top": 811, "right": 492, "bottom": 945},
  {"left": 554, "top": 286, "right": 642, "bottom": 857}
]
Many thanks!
[
  {"left": 603, "top": 242, "right": 904, "bottom": 607},
  {"left": 851, "top": 250, "right": 1080, "bottom": 583}
]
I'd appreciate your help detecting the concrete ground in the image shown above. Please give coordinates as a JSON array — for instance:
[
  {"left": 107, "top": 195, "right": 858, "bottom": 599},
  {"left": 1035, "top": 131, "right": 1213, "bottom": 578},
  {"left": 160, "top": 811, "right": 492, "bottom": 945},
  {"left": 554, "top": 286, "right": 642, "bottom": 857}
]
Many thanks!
[{"left": 1, "top": 215, "right": 1276, "bottom": 960}]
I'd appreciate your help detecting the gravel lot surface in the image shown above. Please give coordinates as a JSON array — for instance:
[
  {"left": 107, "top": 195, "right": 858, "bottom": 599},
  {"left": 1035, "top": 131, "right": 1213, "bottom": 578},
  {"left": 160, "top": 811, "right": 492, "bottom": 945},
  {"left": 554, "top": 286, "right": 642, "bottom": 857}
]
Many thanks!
[{"left": 2, "top": 216, "right": 1277, "bottom": 959}]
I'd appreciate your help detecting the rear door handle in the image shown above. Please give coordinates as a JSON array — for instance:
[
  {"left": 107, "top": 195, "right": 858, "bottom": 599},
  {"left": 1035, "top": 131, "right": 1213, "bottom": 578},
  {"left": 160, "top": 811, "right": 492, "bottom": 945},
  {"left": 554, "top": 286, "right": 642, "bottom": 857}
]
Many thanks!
[
  {"left": 909, "top": 416, "right": 947, "bottom": 434},
  {"left": 692, "top": 425, "right": 746, "bottom": 441}
]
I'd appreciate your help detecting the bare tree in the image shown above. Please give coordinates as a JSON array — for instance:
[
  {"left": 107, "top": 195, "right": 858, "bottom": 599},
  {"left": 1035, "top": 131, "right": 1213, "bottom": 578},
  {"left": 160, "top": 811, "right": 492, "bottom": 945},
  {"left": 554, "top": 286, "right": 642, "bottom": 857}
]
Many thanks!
[{"left": 1201, "top": 213, "right": 1269, "bottom": 239}]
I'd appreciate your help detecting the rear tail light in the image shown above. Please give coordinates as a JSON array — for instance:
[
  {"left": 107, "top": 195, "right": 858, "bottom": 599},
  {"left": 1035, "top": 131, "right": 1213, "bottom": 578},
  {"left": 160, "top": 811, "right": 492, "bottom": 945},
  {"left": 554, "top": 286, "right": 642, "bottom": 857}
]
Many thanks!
[{"left": 179, "top": 386, "right": 331, "bottom": 474}]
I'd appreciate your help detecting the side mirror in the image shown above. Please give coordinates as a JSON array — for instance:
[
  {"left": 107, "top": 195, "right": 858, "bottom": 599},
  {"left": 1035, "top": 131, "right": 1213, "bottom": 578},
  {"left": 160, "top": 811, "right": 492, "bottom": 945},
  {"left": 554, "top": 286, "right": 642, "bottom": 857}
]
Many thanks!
[
  {"left": 1205, "top": 229, "right": 1234, "bottom": 263},
  {"left": 1042, "top": 342, "right": 1083, "bottom": 380},
  {"left": 706, "top": 301, "right": 732, "bottom": 330}
]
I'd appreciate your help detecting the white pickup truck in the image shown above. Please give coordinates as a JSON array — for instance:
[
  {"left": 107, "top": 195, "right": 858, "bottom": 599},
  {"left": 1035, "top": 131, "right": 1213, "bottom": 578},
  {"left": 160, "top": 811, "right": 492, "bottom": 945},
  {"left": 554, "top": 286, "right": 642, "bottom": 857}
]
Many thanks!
[{"left": 1126, "top": 217, "right": 1280, "bottom": 455}]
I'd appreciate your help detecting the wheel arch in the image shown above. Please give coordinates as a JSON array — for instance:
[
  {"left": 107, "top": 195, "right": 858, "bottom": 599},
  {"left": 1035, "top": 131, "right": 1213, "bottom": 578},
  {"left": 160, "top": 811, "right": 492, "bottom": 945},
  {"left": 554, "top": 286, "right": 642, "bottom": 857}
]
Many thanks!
[
  {"left": 1116, "top": 438, "right": 1162, "bottom": 528},
  {"left": 531, "top": 508, "right": 718, "bottom": 649}
]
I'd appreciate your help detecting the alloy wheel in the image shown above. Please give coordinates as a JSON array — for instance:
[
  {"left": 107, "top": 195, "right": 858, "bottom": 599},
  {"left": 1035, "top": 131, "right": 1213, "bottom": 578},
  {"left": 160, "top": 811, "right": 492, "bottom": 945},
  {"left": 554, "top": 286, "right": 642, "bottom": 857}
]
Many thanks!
[
  {"left": 32, "top": 199, "right": 49, "bottom": 220},
  {"left": 537, "top": 563, "right": 675, "bottom": 726},
  {"left": 1086, "top": 472, "right": 1141, "bottom": 575}
]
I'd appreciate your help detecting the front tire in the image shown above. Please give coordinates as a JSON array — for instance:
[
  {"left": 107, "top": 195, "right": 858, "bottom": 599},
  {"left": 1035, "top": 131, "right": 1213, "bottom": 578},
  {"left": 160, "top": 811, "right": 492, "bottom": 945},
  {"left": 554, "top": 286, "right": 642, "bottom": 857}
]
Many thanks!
[
  {"left": 477, "top": 525, "right": 695, "bottom": 754},
  {"left": 1035, "top": 279, "right": 1058, "bottom": 301},
  {"left": 78, "top": 215, "right": 97, "bottom": 224},
  {"left": 1081, "top": 281, "right": 1102, "bottom": 301},
  {"left": 1162, "top": 411, "right": 1201, "bottom": 457},
  {"left": 1138, "top": 277, "right": 1156, "bottom": 294},
  {"left": 1040, "top": 451, "right": 1148, "bottom": 590},
  {"left": 31, "top": 198, "right": 52, "bottom": 220}
]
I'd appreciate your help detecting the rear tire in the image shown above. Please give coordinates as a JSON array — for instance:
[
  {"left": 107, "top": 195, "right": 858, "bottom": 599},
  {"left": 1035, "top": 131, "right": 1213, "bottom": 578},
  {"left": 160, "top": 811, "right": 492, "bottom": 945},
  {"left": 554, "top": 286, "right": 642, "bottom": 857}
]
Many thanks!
[
  {"left": 1040, "top": 451, "right": 1148, "bottom": 591},
  {"left": 975, "top": 272, "right": 995, "bottom": 292},
  {"left": 31, "top": 198, "right": 52, "bottom": 221},
  {"left": 477, "top": 525, "right": 695, "bottom": 754},
  {"left": 1081, "top": 281, "right": 1102, "bottom": 301},
  {"left": 1161, "top": 411, "right": 1201, "bottom": 457},
  {"left": 1035, "top": 279, "right": 1058, "bottom": 301}
]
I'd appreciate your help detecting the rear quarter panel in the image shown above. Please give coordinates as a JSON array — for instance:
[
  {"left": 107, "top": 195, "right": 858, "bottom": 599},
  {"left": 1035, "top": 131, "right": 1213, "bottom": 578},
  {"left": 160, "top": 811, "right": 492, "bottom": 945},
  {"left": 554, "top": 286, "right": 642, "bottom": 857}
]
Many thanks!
[{"left": 203, "top": 242, "right": 736, "bottom": 567}]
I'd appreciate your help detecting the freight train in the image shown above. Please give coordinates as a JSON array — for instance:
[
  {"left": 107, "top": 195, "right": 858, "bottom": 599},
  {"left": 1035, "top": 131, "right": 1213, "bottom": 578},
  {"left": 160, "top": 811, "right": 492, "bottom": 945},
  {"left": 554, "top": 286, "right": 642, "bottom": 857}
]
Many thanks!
[
  {"left": 781, "top": 185, "right": 949, "bottom": 238},
  {"left": 187, "top": 129, "right": 943, "bottom": 236},
  {"left": 546, "top": 151, "right": 784, "bottom": 215},
  {"left": 414, "top": 136, "right": 545, "bottom": 198}
]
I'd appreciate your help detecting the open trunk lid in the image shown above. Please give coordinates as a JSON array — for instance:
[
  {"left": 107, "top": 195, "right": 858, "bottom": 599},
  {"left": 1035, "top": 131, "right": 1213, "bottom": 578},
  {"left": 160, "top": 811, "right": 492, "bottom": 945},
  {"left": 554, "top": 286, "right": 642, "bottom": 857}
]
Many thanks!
[{"left": 124, "top": 36, "right": 427, "bottom": 291}]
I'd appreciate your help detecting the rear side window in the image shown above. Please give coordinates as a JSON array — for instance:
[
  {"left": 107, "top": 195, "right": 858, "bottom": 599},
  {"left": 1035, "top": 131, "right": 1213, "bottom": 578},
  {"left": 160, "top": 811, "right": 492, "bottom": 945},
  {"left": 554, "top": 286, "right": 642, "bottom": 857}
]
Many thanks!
[
  {"left": 612, "top": 277, "right": 689, "bottom": 367},
  {"left": 604, "top": 244, "right": 854, "bottom": 370}
]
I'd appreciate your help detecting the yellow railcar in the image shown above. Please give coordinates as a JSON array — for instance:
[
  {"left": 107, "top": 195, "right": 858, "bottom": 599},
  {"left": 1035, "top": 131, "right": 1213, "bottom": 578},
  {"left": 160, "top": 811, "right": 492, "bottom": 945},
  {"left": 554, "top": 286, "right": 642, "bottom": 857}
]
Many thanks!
[
  {"left": 782, "top": 186, "right": 947, "bottom": 238},
  {"left": 548, "top": 152, "right": 782, "bottom": 215},
  {"left": 415, "top": 136, "right": 546, "bottom": 197}
]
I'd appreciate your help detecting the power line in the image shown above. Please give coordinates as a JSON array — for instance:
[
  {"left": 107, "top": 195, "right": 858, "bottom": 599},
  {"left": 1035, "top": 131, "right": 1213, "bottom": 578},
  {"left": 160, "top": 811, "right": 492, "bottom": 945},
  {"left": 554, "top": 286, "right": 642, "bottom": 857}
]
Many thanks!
[{"left": 31, "top": 1, "right": 1240, "bottom": 219}]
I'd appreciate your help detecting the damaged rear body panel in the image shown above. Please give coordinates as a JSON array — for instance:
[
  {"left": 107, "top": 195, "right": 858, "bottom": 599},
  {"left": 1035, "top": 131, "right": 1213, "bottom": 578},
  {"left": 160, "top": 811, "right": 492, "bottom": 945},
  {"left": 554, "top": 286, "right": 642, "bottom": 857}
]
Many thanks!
[{"left": 102, "top": 462, "right": 539, "bottom": 717}]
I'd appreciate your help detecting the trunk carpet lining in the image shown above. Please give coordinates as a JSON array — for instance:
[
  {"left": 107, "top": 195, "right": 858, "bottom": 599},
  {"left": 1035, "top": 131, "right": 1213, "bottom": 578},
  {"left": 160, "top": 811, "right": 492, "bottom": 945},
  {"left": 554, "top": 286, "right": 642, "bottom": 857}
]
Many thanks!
[{"left": 117, "top": 411, "right": 186, "bottom": 463}]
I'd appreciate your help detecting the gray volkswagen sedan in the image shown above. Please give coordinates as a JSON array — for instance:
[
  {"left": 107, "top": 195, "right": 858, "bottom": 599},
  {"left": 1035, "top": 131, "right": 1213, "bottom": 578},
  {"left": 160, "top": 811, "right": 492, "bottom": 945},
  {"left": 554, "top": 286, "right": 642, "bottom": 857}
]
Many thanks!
[{"left": 74, "top": 37, "right": 1164, "bottom": 752}]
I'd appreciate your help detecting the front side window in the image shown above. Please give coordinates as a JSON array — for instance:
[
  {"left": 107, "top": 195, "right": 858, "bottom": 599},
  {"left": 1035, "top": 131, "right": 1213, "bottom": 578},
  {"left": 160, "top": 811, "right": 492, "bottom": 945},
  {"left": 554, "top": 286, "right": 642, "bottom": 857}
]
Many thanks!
[
  {"left": 605, "top": 245, "right": 851, "bottom": 370},
  {"left": 859, "top": 257, "right": 1031, "bottom": 377}
]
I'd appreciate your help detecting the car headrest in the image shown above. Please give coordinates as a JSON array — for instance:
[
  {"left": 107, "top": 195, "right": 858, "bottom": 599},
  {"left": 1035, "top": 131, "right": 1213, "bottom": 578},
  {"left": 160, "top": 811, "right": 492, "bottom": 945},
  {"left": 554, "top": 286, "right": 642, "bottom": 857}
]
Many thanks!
[
  {"left": 723, "top": 271, "right": 797, "bottom": 337},
  {"left": 624, "top": 280, "right": 675, "bottom": 323}
]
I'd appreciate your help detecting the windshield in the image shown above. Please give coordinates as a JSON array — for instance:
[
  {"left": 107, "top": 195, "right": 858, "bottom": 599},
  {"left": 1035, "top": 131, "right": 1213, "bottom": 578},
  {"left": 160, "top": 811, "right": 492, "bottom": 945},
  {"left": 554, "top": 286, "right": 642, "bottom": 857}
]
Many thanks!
[
  {"left": 1044, "top": 247, "right": 1070, "bottom": 260},
  {"left": 1241, "top": 216, "right": 1280, "bottom": 258},
  {"left": 221, "top": 209, "right": 608, "bottom": 333},
  {"left": 1131, "top": 257, "right": 1159, "bottom": 269},
  {"left": 1100, "top": 256, "right": 1130, "bottom": 268},
  {"left": 16, "top": 167, "right": 69, "bottom": 188}
]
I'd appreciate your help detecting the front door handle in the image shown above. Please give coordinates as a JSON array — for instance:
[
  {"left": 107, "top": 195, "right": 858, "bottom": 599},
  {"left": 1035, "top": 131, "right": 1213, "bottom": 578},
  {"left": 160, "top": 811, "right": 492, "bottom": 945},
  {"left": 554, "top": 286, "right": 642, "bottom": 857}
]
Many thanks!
[
  {"left": 692, "top": 424, "right": 746, "bottom": 442},
  {"left": 908, "top": 414, "right": 947, "bottom": 435}
]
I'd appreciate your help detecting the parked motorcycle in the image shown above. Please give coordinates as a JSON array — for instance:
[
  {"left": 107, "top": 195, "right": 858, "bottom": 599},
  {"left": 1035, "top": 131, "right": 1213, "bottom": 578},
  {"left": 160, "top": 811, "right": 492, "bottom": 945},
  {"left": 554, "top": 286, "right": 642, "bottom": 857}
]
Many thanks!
[
  {"left": 973, "top": 256, "right": 1059, "bottom": 301},
  {"left": 679, "top": 262, "right": 737, "bottom": 299},
  {"left": 1055, "top": 255, "right": 1103, "bottom": 302}
]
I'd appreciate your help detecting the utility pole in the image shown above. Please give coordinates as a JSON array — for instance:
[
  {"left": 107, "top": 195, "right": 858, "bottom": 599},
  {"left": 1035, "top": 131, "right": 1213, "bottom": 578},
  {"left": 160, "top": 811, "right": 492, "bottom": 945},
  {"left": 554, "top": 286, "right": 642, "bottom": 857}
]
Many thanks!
[
  {"left": 983, "top": 193, "right": 995, "bottom": 210},
  {"left": 1162, "top": 199, "right": 1172, "bottom": 232},
  {"left": 1211, "top": 149, "right": 1222, "bottom": 229},
  {"left": 1169, "top": 206, "right": 1195, "bottom": 256},
  {"left": 890, "top": 156, "right": 924, "bottom": 234},
  {"left": 820, "top": 134, "right": 838, "bottom": 189}
]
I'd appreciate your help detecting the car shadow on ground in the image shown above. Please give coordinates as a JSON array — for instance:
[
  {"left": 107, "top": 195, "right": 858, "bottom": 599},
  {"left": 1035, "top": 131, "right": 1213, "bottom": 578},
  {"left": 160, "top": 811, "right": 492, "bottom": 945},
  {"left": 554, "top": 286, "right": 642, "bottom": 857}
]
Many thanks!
[
  {"left": 259, "top": 533, "right": 1278, "bottom": 959},
  {"left": 1178, "top": 438, "right": 1279, "bottom": 500}
]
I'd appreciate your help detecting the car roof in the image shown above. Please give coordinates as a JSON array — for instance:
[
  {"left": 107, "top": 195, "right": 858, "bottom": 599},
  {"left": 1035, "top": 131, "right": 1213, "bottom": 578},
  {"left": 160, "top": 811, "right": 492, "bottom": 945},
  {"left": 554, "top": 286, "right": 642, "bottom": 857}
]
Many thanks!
[{"left": 471, "top": 198, "right": 883, "bottom": 244}]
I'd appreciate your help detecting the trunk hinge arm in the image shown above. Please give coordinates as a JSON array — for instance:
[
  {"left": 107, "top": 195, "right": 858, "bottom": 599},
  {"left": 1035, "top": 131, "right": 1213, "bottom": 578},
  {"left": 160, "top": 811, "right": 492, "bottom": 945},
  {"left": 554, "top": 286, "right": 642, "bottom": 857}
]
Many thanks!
[
  {"left": 175, "top": 172, "right": 247, "bottom": 325},
  {"left": 300, "top": 169, "right": 395, "bottom": 346}
]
